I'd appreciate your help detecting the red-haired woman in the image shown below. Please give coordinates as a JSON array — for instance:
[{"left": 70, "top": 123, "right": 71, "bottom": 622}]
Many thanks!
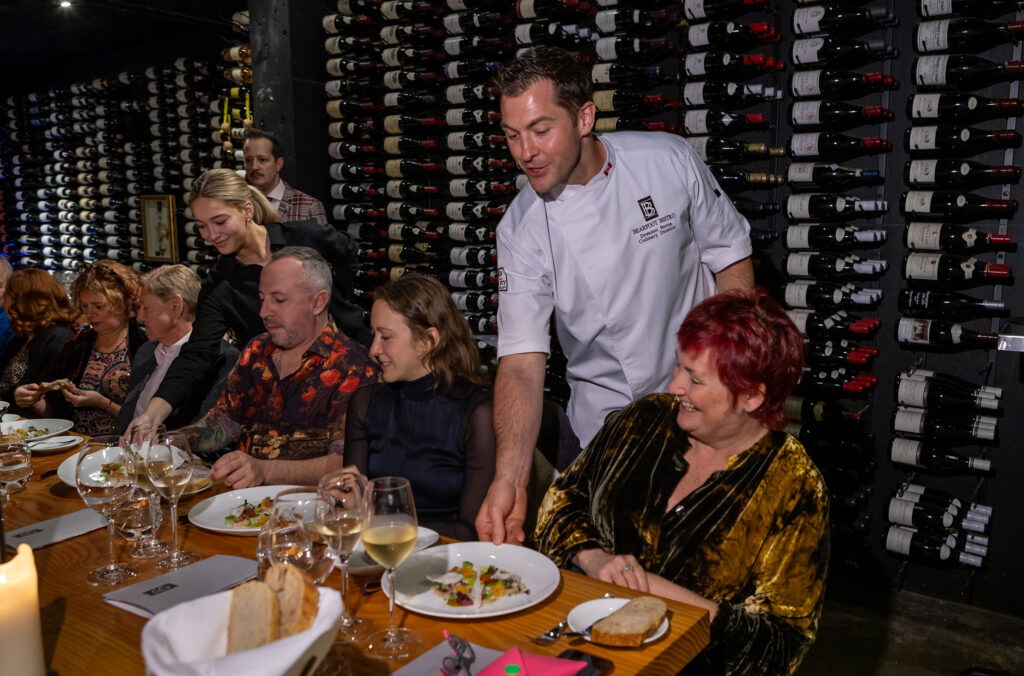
[
  {"left": 0, "top": 269, "right": 79, "bottom": 415},
  {"left": 535, "top": 289, "right": 829, "bottom": 676}
]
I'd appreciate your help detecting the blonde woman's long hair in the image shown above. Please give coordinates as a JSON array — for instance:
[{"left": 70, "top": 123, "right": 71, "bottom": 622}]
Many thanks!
[{"left": 186, "top": 168, "right": 279, "bottom": 224}]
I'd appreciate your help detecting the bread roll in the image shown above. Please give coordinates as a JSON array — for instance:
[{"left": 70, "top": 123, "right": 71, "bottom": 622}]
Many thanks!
[
  {"left": 227, "top": 580, "right": 280, "bottom": 654},
  {"left": 38, "top": 379, "right": 73, "bottom": 392},
  {"left": 264, "top": 563, "right": 318, "bottom": 637},
  {"left": 590, "top": 596, "right": 668, "bottom": 648}
]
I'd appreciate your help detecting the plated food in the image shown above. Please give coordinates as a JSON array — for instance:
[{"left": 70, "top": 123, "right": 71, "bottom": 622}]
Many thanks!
[
  {"left": 188, "top": 485, "right": 302, "bottom": 535},
  {"left": 568, "top": 596, "right": 670, "bottom": 647},
  {"left": 224, "top": 497, "right": 273, "bottom": 529},
  {"left": 4, "top": 418, "right": 75, "bottom": 441},
  {"left": 427, "top": 562, "right": 528, "bottom": 608}
]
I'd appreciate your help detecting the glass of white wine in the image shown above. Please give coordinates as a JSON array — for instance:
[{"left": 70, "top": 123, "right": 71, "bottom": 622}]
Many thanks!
[
  {"left": 318, "top": 468, "right": 372, "bottom": 643},
  {"left": 364, "top": 476, "right": 422, "bottom": 659},
  {"left": 146, "top": 432, "right": 200, "bottom": 570},
  {"left": 75, "top": 435, "right": 138, "bottom": 586},
  {"left": 0, "top": 440, "right": 32, "bottom": 505},
  {"left": 268, "top": 488, "right": 336, "bottom": 585}
]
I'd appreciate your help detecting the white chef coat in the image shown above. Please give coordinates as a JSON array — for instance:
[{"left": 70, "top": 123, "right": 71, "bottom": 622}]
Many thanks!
[{"left": 496, "top": 131, "right": 752, "bottom": 446}]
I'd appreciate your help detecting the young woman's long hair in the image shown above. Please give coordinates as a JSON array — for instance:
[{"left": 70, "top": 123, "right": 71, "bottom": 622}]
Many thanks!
[{"left": 373, "top": 275, "right": 488, "bottom": 390}]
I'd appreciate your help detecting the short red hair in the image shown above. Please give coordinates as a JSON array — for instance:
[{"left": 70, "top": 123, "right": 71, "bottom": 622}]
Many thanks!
[{"left": 677, "top": 289, "right": 804, "bottom": 430}]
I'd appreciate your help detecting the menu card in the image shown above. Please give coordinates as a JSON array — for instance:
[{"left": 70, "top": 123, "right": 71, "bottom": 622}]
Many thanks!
[
  {"left": 104, "top": 555, "right": 258, "bottom": 618},
  {"left": 5, "top": 509, "right": 106, "bottom": 549}
]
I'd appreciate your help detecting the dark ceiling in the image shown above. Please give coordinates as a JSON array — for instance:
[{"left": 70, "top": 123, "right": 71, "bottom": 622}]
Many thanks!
[{"left": 0, "top": 0, "right": 247, "bottom": 95}]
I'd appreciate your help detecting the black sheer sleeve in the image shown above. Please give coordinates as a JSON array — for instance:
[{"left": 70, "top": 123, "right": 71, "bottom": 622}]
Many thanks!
[
  {"left": 445, "top": 398, "right": 496, "bottom": 541},
  {"left": 343, "top": 385, "right": 373, "bottom": 473}
]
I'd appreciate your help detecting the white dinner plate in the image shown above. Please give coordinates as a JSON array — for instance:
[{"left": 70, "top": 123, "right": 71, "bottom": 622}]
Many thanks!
[
  {"left": 27, "top": 434, "right": 84, "bottom": 454},
  {"left": 567, "top": 598, "right": 670, "bottom": 645},
  {"left": 4, "top": 418, "right": 74, "bottom": 441},
  {"left": 188, "top": 485, "right": 302, "bottom": 535},
  {"left": 57, "top": 449, "right": 213, "bottom": 496},
  {"left": 381, "top": 542, "right": 560, "bottom": 619},
  {"left": 345, "top": 526, "right": 439, "bottom": 575}
]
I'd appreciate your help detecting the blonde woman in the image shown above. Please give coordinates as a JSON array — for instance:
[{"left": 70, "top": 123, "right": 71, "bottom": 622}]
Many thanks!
[{"left": 127, "top": 167, "right": 367, "bottom": 434}]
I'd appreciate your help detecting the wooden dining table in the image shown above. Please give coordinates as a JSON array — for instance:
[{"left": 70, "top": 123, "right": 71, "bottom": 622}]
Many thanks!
[{"left": 3, "top": 436, "right": 710, "bottom": 675}]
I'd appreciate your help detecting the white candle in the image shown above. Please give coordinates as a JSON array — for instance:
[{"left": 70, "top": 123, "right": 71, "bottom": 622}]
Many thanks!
[{"left": 0, "top": 544, "right": 46, "bottom": 676}]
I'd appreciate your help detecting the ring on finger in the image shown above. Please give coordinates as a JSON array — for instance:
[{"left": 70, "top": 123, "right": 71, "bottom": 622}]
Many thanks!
[{"left": 621, "top": 564, "right": 634, "bottom": 573}]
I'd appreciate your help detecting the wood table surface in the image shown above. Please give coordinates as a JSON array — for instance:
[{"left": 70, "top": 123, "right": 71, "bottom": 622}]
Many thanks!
[{"left": 3, "top": 438, "right": 709, "bottom": 675}]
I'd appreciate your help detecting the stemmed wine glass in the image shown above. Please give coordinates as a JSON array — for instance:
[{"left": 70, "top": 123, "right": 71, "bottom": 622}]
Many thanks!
[
  {"left": 267, "top": 487, "right": 336, "bottom": 585},
  {"left": 146, "top": 432, "right": 200, "bottom": 570},
  {"left": 75, "top": 435, "right": 138, "bottom": 586},
  {"left": 0, "top": 439, "right": 32, "bottom": 506},
  {"left": 364, "top": 476, "right": 422, "bottom": 659},
  {"left": 318, "top": 469, "right": 373, "bottom": 643}
]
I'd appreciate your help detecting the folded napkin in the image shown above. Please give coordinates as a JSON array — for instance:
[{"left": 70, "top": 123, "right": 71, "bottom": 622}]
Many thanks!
[
  {"left": 5, "top": 508, "right": 106, "bottom": 549},
  {"left": 141, "top": 586, "right": 342, "bottom": 676},
  {"left": 105, "top": 555, "right": 258, "bottom": 618},
  {"left": 478, "top": 647, "right": 587, "bottom": 676}
]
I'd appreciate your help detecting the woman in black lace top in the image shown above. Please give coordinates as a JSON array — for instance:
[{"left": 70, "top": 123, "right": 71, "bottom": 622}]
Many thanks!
[{"left": 344, "top": 275, "right": 495, "bottom": 540}]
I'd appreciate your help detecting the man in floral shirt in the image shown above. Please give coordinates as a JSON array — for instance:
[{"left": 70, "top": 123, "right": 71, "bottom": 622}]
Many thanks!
[{"left": 178, "top": 246, "right": 378, "bottom": 488}]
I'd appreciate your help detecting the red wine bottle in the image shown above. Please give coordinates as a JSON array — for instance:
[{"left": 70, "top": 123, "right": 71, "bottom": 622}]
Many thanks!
[
  {"left": 902, "top": 252, "right": 1011, "bottom": 288},
  {"left": 904, "top": 125, "right": 1022, "bottom": 157},
  {"left": 893, "top": 406, "right": 998, "bottom": 444},
  {"left": 594, "top": 7, "right": 683, "bottom": 36},
  {"left": 683, "top": 0, "right": 770, "bottom": 21},
  {"left": 791, "top": 36, "right": 898, "bottom": 70},
  {"left": 787, "top": 163, "right": 883, "bottom": 191},
  {"left": 914, "top": 17, "right": 1024, "bottom": 53},
  {"left": 805, "top": 338, "right": 878, "bottom": 367},
  {"left": 786, "top": 251, "right": 887, "bottom": 279},
  {"left": 904, "top": 160, "right": 1022, "bottom": 189},
  {"left": 784, "top": 395, "right": 866, "bottom": 425},
  {"left": 898, "top": 288, "right": 1007, "bottom": 320},
  {"left": 789, "top": 132, "right": 891, "bottom": 161},
  {"left": 908, "top": 93, "right": 1024, "bottom": 124},
  {"left": 786, "top": 309, "right": 881, "bottom": 339},
  {"left": 785, "top": 194, "right": 888, "bottom": 221},
  {"left": 785, "top": 224, "right": 886, "bottom": 250},
  {"left": 904, "top": 222, "right": 1014, "bottom": 253},
  {"left": 710, "top": 166, "right": 784, "bottom": 192},
  {"left": 688, "top": 137, "right": 785, "bottom": 163},
  {"left": 790, "top": 69, "right": 899, "bottom": 99},
  {"left": 895, "top": 372, "right": 999, "bottom": 412},
  {"left": 683, "top": 21, "right": 780, "bottom": 52},
  {"left": 918, "top": 0, "right": 1024, "bottom": 19},
  {"left": 683, "top": 111, "right": 769, "bottom": 136},
  {"left": 900, "top": 190, "right": 1018, "bottom": 222},
  {"left": 591, "top": 62, "right": 675, "bottom": 89},
  {"left": 684, "top": 52, "right": 783, "bottom": 81},
  {"left": 793, "top": 5, "right": 897, "bottom": 38},
  {"left": 914, "top": 54, "right": 1024, "bottom": 89},
  {"left": 593, "top": 116, "right": 677, "bottom": 133},
  {"left": 890, "top": 438, "right": 991, "bottom": 475},
  {"left": 592, "top": 36, "right": 678, "bottom": 62},
  {"left": 895, "top": 317, "right": 999, "bottom": 351},
  {"left": 682, "top": 82, "right": 781, "bottom": 109},
  {"left": 785, "top": 280, "right": 883, "bottom": 308},
  {"left": 594, "top": 89, "right": 679, "bottom": 113},
  {"left": 790, "top": 101, "right": 894, "bottom": 131},
  {"left": 902, "top": 367, "right": 1002, "bottom": 399}
]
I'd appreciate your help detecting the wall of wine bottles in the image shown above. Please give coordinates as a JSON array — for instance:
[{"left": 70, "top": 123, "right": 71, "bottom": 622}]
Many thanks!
[{"left": 0, "top": 10, "right": 248, "bottom": 281}]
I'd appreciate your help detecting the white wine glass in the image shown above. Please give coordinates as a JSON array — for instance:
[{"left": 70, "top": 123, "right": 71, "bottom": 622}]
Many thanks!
[
  {"left": 318, "top": 469, "right": 372, "bottom": 643},
  {"left": 146, "top": 432, "right": 200, "bottom": 570},
  {"left": 0, "top": 439, "right": 32, "bottom": 505},
  {"left": 268, "top": 488, "right": 336, "bottom": 585},
  {"left": 364, "top": 476, "right": 422, "bottom": 659},
  {"left": 75, "top": 435, "right": 138, "bottom": 586}
]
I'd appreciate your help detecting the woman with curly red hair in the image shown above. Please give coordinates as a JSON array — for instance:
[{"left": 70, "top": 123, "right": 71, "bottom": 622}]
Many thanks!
[
  {"left": 535, "top": 289, "right": 829, "bottom": 676},
  {"left": 0, "top": 269, "right": 79, "bottom": 415},
  {"left": 16, "top": 260, "right": 148, "bottom": 435}
]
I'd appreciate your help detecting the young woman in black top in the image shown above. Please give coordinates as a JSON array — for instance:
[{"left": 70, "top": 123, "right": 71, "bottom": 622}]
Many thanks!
[{"left": 127, "top": 168, "right": 368, "bottom": 433}]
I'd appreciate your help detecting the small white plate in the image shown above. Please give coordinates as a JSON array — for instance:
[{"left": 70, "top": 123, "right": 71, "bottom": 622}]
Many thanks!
[
  {"left": 345, "top": 526, "right": 439, "bottom": 575},
  {"left": 5, "top": 418, "right": 74, "bottom": 440},
  {"left": 188, "top": 485, "right": 302, "bottom": 535},
  {"left": 27, "top": 435, "right": 84, "bottom": 454},
  {"left": 381, "top": 542, "right": 560, "bottom": 619},
  {"left": 567, "top": 598, "right": 670, "bottom": 645}
]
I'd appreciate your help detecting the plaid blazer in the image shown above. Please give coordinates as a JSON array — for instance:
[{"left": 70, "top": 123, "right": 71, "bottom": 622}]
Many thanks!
[{"left": 277, "top": 181, "right": 328, "bottom": 225}]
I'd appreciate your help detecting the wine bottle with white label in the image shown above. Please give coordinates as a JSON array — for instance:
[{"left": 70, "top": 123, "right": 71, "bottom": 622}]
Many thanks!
[
  {"left": 903, "top": 222, "right": 1014, "bottom": 253},
  {"left": 903, "top": 252, "right": 1012, "bottom": 288},
  {"left": 918, "top": 0, "right": 1024, "bottom": 19},
  {"left": 914, "top": 17, "right": 1024, "bottom": 53},
  {"left": 590, "top": 63, "right": 675, "bottom": 89},
  {"left": 903, "top": 125, "right": 1022, "bottom": 157},
  {"left": 907, "top": 92, "right": 1024, "bottom": 123},
  {"left": 900, "top": 191, "right": 1018, "bottom": 222},
  {"left": 805, "top": 338, "right": 878, "bottom": 368},
  {"left": 791, "top": 35, "right": 898, "bottom": 70},
  {"left": 789, "top": 132, "right": 891, "bottom": 161},
  {"left": 914, "top": 54, "right": 1024, "bottom": 89},
  {"left": 682, "top": 82, "right": 781, "bottom": 109},
  {"left": 684, "top": 52, "right": 783, "bottom": 81},
  {"left": 785, "top": 280, "right": 883, "bottom": 309},
  {"left": 884, "top": 525, "right": 984, "bottom": 568},
  {"left": 790, "top": 101, "right": 894, "bottom": 131},
  {"left": 787, "top": 163, "right": 883, "bottom": 191},
  {"left": 785, "top": 251, "right": 888, "bottom": 279},
  {"left": 785, "top": 224, "right": 886, "bottom": 250},
  {"left": 892, "top": 406, "right": 998, "bottom": 445},
  {"left": 895, "top": 317, "right": 999, "bottom": 352},
  {"left": 890, "top": 438, "right": 991, "bottom": 475},
  {"left": 792, "top": 5, "right": 896, "bottom": 38},
  {"left": 786, "top": 309, "right": 881, "bottom": 340},
  {"left": 683, "top": 21, "right": 780, "bottom": 52},
  {"left": 897, "top": 288, "right": 1007, "bottom": 320},
  {"left": 903, "top": 160, "right": 1022, "bottom": 189},
  {"left": 683, "top": 0, "right": 770, "bottom": 21},
  {"left": 786, "top": 194, "right": 888, "bottom": 221},
  {"left": 683, "top": 111, "right": 769, "bottom": 136},
  {"left": 895, "top": 373, "right": 999, "bottom": 412}
]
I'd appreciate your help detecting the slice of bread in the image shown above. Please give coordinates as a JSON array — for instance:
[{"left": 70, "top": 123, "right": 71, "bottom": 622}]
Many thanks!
[
  {"left": 38, "top": 378, "right": 73, "bottom": 392},
  {"left": 264, "top": 563, "right": 319, "bottom": 637},
  {"left": 590, "top": 596, "right": 668, "bottom": 648},
  {"left": 227, "top": 580, "right": 280, "bottom": 654}
]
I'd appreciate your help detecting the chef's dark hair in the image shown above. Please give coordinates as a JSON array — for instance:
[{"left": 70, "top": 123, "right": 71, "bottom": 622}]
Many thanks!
[{"left": 492, "top": 46, "right": 592, "bottom": 122}]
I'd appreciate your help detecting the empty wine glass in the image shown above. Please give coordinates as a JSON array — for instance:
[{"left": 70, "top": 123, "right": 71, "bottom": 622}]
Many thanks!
[
  {"left": 75, "top": 435, "right": 137, "bottom": 586},
  {"left": 0, "top": 440, "right": 32, "bottom": 505},
  {"left": 364, "top": 476, "right": 422, "bottom": 659},
  {"left": 267, "top": 488, "right": 336, "bottom": 585},
  {"left": 115, "top": 491, "right": 166, "bottom": 558},
  {"left": 146, "top": 432, "right": 200, "bottom": 570},
  {"left": 319, "top": 468, "right": 372, "bottom": 643}
]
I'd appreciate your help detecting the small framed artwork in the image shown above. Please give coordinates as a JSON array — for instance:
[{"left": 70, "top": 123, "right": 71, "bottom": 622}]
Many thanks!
[{"left": 141, "top": 194, "right": 178, "bottom": 263}]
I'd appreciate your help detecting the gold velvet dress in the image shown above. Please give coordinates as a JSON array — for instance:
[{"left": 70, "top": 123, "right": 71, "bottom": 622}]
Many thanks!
[{"left": 535, "top": 393, "right": 830, "bottom": 676}]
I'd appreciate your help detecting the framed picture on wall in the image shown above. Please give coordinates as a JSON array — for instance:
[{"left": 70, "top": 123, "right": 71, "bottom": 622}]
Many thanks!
[{"left": 141, "top": 194, "right": 178, "bottom": 263}]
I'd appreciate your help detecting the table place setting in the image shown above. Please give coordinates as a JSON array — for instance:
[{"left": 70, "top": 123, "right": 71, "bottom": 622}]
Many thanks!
[{"left": 5, "top": 508, "right": 107, "bottom": 549}]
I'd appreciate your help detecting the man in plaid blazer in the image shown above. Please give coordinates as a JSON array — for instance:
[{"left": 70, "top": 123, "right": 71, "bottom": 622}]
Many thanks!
[{"left": 243, "top": 128, "right": 328, "bottom": 225}]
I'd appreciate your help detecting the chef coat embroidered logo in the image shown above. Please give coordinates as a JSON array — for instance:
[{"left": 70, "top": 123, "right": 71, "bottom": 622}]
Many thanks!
[
  {"left": 497, "top": 267, "right": 508, "bottom": 292},
  {"left": 637, "top": 196, "right": 659, "bottom": 221}
]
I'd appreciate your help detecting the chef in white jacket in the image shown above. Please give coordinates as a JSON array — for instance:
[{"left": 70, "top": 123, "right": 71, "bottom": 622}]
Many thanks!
[{"left": 477, "top": 46, "right": 756, "bottom": 545}]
